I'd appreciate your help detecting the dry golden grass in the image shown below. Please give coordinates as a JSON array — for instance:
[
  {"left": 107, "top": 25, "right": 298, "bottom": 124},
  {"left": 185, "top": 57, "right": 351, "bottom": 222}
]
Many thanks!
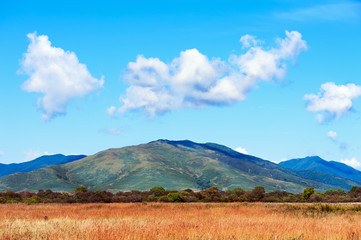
[{"left": 1, "top": 203, "right": 361, "bottom": 239}]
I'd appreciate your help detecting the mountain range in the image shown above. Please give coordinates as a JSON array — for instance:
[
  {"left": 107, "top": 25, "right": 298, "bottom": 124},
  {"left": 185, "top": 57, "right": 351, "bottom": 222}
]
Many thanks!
[
  {"left": 0, "top": 140, "right": 359, "bottom": 193},
  {"left": 279, "top": 156, "right": 361, "bottom": 182},
  {"left": 0, "top": 154, "right": 86, "bottom": 178}
]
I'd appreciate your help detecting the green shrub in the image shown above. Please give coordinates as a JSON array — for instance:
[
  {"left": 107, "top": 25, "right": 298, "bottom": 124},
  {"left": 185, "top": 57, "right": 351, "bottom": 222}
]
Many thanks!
[
  {"left": 75, "top": 186, "right": 88, "bottom": 193},
  {"left": 158, "top": 196, "right": 170, "bottom": 202},
  {"left": 303, "top": 187, "right": 315, "bottom": 201},
  {"left": 167, "top": 192, "right": 183, "bottom": 202},
  {"left": 150, "top": 186, "right": 165, "bottom": 196}
]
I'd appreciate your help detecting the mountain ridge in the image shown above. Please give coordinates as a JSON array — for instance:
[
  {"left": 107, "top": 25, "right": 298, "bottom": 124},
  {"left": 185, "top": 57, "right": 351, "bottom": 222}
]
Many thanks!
[
  {"left": 0, "top": 140, "right": 358, "bottom": 193},
  {"left": 279, "top": 156, "right": 361, "bottom": 182},
  {"left": 0, "top": 154, "right": 87, "bottom": 178}
]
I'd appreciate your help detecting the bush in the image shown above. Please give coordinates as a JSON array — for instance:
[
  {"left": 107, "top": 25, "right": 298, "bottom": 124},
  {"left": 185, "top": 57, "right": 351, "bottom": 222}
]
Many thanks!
[
  {"left": 75, "top": 186, "right": 88, "bottom": 193},
  {"left": 167, "top": 192, "right": 183, "bottom": 202},
  {"left": 303, "top": 187, "right": 315, "bottom": 201},
  {"left": 158, "top": 196, "right": 170, "bottom": 202},
  {"left": 310, "top": 193, "right": 323, "bottom": 202},
  {"left": 150, "top": 186, "right": 165, "bottom": 196},
  {"left": 24, "top": 195, "right": 42, "bottom": 204},
  {"left": 245, "top": 186, "right": 265, "bottom": 202}
]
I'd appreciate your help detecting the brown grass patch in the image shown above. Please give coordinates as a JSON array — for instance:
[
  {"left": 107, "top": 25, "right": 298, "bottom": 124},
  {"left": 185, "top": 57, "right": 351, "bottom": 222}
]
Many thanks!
[{"left": 1, "top": 203, "right": 361, "bottom": 239}]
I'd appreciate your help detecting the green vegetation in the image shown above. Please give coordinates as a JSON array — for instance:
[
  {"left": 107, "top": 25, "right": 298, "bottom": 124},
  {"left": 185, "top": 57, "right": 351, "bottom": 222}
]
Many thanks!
[
  {"left": 2, "top": 185, "right": 361, "bottom": 204},
  {"left": 303, "top": 187, "right": 315, "bottom": 201},
  {"left": 0, "top": 140, "right": 359, "bottom": 193}
]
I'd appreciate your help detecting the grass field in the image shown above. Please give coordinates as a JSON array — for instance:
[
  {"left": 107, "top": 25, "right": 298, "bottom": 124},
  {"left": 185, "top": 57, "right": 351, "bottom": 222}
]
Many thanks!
[{"left": 1, "top": 203, "right": 361, "bottom": 239}]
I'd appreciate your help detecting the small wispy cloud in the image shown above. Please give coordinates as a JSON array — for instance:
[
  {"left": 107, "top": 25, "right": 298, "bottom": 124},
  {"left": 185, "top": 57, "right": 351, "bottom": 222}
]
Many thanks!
[
  {"left": 0, "top": 151, "right": 4, "bottom": 158},
  {"left": 100, "top": 127, "right": 124, "bottom": 136},
  {"left": 339, "top": 142, "right": 349, "bottom": 152},
  {"left": 326, "top": 131, "right": 350, "bottom": 151},
  {"left": 239, "top": 35, "right": 262, "bottom": 49},
  {"left": 106, "top": 106, "right": 117, "bottom": 118},
  {"left": 327, "top": 131, "right": 338, "bottom": 141},
  {"left": 277, "top": 2, "right": 361, "bottom": 22}
]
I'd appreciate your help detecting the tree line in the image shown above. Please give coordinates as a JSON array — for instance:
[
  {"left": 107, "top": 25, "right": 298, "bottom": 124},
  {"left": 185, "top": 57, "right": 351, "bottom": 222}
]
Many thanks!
[{"left": 1, "top": 186, "right": 361, "bottom": 203}]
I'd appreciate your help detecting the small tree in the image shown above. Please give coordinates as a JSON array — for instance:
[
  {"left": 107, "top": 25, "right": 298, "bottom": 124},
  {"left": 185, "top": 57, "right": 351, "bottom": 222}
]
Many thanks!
[
  {"left": 251, "top": 186, "right": 265, "bottom": 201},
  {"left": 303, "top": 187, "right": 315, "bottom": 201},
  {"left": 75, "top": 186, "right": 88, "bottom": 193},
  {"left": 310, "top": 192, "right": 323, "bottom": 202},
  {"left": 348, "top": 186, "right": 361, "bottom": 198},
  {"left": 150, "top": 186, "right": 165, "bottom": 196},
  {"left": 167, "top": 192, "right": 182, "bottom": 202}
]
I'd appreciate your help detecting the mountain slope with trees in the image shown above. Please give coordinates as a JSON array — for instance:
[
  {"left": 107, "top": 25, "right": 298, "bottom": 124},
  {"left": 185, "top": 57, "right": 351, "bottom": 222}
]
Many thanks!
[{"left": 0, "top": 140, "right": 358, "bottom": 193}]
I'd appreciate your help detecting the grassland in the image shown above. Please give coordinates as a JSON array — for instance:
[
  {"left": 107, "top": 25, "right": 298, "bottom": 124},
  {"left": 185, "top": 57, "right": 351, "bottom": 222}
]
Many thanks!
[{"left": 1, "top": 203, "right": 361, "bottom": 239}]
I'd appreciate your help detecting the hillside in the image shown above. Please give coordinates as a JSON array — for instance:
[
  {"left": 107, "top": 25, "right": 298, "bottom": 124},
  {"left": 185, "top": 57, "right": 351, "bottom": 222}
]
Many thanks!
[
  {"left": 0, "top": 140, "right": 358, "bottom": 193},
  {"left": 279, "top": 156, "right": 361, "bottom": 182},
  {"left": 0, "top": 154, "right": 86, "bottom": 178}
]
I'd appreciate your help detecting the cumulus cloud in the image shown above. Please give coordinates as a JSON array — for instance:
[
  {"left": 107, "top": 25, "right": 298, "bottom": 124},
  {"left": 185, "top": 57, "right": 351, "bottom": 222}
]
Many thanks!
[
  {"left": 20, "top": 32, "right": 104, "bottom": 120},
  {"left": 112, "top": 30, "right": 307, "bottom": 117},
  {"left": 327, "top": 131, "right": 337, "bottom": 141},
  {"left": 234, "top": 147, "right": 248, "bottom": 155},
  {"left": 304, "top": 82, "right": 361, "bottom": 122},
  {"left": 340, "top": 157, "right": 361, "bottom": 170}
]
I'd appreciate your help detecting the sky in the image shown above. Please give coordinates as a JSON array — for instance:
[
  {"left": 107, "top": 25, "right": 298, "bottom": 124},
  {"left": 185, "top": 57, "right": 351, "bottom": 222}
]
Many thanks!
[{"left": 0, "top": 0, "right": 360, "bottom": 169}]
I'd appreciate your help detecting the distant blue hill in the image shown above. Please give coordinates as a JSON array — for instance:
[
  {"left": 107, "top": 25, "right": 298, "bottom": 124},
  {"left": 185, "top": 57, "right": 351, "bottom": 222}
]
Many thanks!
[
  {"left": 279, "top": 156, "right": 361, "bottom": 183},
  {"left": 0, "top": 154, "right": 86, "bottom": 177}
]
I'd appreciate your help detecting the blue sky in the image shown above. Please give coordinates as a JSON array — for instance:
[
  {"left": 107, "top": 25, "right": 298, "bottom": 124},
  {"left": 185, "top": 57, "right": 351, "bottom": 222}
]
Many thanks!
[{"left": 0, "top": 0, "right": 360, "bottom": 169}]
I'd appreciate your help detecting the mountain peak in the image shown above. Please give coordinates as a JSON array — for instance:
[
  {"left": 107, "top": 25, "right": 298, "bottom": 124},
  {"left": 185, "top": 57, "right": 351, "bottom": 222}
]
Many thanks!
[
  {"left": 279, "top": 156, "right": 361, "bottom": 182},
  {"left": 1, "top": 140, "right": 360, "bottom": 193}
]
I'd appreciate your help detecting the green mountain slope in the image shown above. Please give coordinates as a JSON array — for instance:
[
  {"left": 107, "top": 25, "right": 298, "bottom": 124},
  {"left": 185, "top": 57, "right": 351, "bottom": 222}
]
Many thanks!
[{"left": 0, "top": 140, "right": 358, "bottom": 193}]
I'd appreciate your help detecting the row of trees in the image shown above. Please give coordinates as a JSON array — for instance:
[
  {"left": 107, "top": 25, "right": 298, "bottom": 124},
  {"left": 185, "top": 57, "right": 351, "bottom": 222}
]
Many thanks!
[{"left": 1, "top": 186, "right": 361, "bottom": 204}]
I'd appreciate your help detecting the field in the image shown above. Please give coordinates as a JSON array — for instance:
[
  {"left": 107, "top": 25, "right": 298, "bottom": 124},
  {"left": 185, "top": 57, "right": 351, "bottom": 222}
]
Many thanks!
[{"left": 1, "top": 203, "right": 361, "bottom": 239}]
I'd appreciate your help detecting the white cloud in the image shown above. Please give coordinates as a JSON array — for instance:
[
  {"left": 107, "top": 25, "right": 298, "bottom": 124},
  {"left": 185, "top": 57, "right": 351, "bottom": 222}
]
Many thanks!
[
  {"left": 24, "top": 149, "right": 51, "bottom": 162},
  {"left": 340, "top": 157, "right": 361, "bottom": 170},
  {"left": 304, "top": 82, "right": 361, "bottom": 122},
  {"left": 240, "top": 35, "right": 262, "bottom": 49},
  {"left": 114, "top": 30, "right": 307, "bottom": 117},
  {"left": 106, "top": 106, "right": 117, "bottom": 117},
  {"left": 20, "top": 32, "right": 104, "bottom": 120},
  {"left": 234, "top": 147, "right": 248, "bottom": 155},
  {"left": 327, "top": 131, "right": 337, "bottom": 141},
  {"left": 0, "top": 151, "right": 3, "bottom": 157}
]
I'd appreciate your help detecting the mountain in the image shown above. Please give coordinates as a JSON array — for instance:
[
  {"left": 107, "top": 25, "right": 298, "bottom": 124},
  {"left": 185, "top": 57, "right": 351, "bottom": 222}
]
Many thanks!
[
  {"left": 0, "top": 140, "right": 358, "bottom": 193},
  {"left": 0, "top": 154, "right": 86, "bottom": 178},
  {"left": 279, "top": 156, "right": 361, "bottom": 182}
]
